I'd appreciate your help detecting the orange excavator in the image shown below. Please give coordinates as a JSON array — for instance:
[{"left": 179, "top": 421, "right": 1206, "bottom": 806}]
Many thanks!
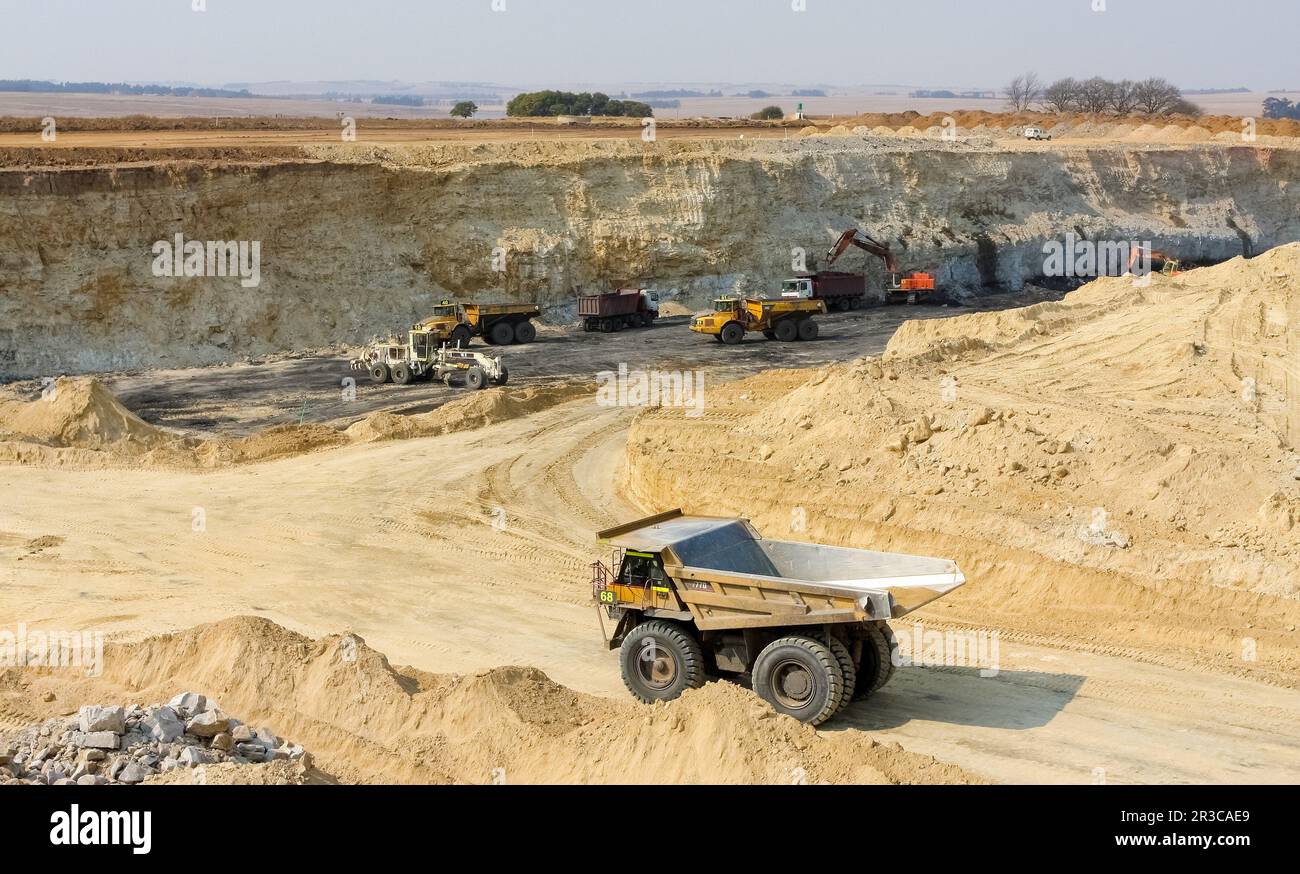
[{"left": 825, "top": 228, "right": 937, "bottom": 303}]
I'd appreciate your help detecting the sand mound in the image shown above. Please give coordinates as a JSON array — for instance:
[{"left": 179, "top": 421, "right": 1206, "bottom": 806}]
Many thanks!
[
  {"left": 626, "top": 246, "right": 1300, "bottom": 685},
  {"left": 1179, "top": 125, "right": 1212, "bottom": 141},
  {"left": 870, "top": 125, "right": 896, "bottom": 137},
  {"left": 657, "top": 300, "right": 693, "bottom": 317},
  {"left": 0, "top": 378, "right": 171, "bottom": 451},
  {"left": 0, "top": 376, "right": 588, "bottom": 468},
  {"left": 344, "top": 380, "right": 589, "bottom": 443},
  {"left": 4, "top": 616, "right": 981, "bottom": 784},
  {"left": 797, "top": 125, "right": 820, "bottom": 137}
]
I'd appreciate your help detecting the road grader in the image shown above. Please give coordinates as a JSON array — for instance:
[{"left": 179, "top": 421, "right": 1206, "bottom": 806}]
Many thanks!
[
  {"left": 592, "top": 509, "right": 966, "bottom": 725},
  {"left": 350, "top": 329, "right": 508, "bottom": 389}
]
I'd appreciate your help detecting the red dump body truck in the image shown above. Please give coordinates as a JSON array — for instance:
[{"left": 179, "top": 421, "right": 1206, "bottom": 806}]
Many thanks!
[
  {"left": 780, "top": 272, "right": 867, "bottom": 311},
  {"left": 578, "top": 288, "right": 660, "bottom": 332}
]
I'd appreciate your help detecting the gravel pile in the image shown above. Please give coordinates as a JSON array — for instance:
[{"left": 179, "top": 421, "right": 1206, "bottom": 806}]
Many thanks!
[{"left": 0, "top": 692, "right": 308, "bottom": 785}]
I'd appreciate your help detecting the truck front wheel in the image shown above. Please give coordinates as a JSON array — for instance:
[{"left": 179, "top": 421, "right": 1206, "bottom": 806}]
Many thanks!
[
  {"left": 720, "top": 322, "right": 745, "bottom": 345},
  {"left": 752, "top": 636, "right": 844, "bottom": 726},
  {"left": 619, "top": 620, "right": 706, "bottom": 703}
]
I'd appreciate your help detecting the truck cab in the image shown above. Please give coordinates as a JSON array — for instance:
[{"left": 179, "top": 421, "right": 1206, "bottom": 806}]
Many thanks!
[
  {"left": 640, "top": 289, "right": 661, "bottom": 315},
  {"left": 780, "top": 277, "right": 815, "bottom": 299}
]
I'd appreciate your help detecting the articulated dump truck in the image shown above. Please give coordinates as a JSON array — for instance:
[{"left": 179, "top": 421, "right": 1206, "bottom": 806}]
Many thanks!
[{"left": 592, "top": 509, "right": 966, "bottom": 725}]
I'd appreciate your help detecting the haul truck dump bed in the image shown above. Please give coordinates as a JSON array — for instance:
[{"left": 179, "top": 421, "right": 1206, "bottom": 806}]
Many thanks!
[{"left": 593, "top": 509, "right": 965, "bottom": 725}]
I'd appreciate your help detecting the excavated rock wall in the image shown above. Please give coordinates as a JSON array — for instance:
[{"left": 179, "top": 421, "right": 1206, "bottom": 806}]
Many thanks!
[{"left": 1, "top": 138, "right": 1297, "bottom": 376}]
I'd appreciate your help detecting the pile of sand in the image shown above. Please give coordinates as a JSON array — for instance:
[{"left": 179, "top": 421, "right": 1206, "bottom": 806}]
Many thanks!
[
  {"left": 0, "top": 378, "right": 170, "bottom": 451},
  {"left": 626, "top": 246, "right": 1300, "bottom": 685},
  {"left": 3, "top": 616, "right": 981, "bottom": 785},
  {"left": 657, "top": 300, "right": 694, "bottom": 317},
  {"left": 344, "top": 380, "right": 589, "bottom": 443},
  {"left": 0, "top": 377, "right": 589, "bottom": 468}
]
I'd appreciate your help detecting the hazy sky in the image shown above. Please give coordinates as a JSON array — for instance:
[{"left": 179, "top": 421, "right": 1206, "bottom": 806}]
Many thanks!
[{"left": 4, "top": 0, "right": 1296, "bottom": 89}]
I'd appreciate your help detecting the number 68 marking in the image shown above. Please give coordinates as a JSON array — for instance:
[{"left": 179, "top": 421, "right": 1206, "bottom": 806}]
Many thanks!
[{"left": 598, "top": 590, "right": 615, "bottom": 604}]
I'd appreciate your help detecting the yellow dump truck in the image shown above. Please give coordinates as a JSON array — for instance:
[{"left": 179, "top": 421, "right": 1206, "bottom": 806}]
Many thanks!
[
  {"left": 416, "top": 299, "right": 542, "bottom": 346},
  {"left": 689, "top": 296, "right": 825, "bottom": 344},
  {"left": 592, "top": 509, "right": 966, "bottom": 725}
]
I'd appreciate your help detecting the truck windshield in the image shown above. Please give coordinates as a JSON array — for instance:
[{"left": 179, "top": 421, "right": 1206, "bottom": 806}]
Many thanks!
[
  {"left": 430, "top": 306, "right": 456, "bottom": 318},
  {"left": 714, "top": 299, "right": 735, "bottom": 311},
  {"left": 619, "top": 552, "right": 666, "bottom": 588}
]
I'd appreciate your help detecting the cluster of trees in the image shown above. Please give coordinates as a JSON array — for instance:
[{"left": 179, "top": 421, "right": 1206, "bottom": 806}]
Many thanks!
[
  {"left": 750, "top": 105, "right": 784, "bottom": 120},
  {"left": 631, "top": 89, "right": 720, "bottom": 99},
  {"left": 506, "top": 90, "right": 652, "bottom": 118},
  {"left": 1005, "top": 73, "right": 1201, "bottom": 116},
  {"left": 0, "top": 79, "right": 252, "bottom": 98},
  {"left": 1263, "top": 97, "right": 1300, "bottom": 120},
  {"left": 449, "top": 100, "right": 478, "bottom": 118},
  {"left": 372, "top": 94, "right": 423, "bottom": 107}
]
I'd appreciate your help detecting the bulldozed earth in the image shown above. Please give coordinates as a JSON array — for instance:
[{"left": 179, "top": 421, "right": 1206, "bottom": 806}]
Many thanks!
[{"left": 2, "top": 133, "right": 1300, "bottom": 784}]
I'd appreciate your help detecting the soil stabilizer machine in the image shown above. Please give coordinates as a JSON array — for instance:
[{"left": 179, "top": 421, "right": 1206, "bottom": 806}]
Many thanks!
[
  {"left": 592, "top": 509, "right": 965, "bottom": 725},
  {"left": 350, "top": 330, "right": 508, "bottom": 389}
]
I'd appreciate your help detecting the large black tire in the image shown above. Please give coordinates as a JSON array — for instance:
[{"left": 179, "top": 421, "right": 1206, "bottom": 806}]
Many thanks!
[
  {"left": 513, "top": 320, "right": 537, "bottom": 343},
  {"left": 465, "top": 366, "right": 487, "bottom": 390},
  {"left": 797, "top": 318, "right": 819, "bottom": 341},
  {"left": 854, "top": 622, "right": 897, "bottom": 701},
  {"left": 492, "top": 367, "right": 509, "bottom": 386},
  {"left": 489, "top": 321, "right": 515, "bottom": 345},
  {"left": 450, "top": 325, "right": 473, "bottom": 347},
  {"left": 368, "top": 362, "right": 390, "bottom": 384},
  {"left": 817, "top": 632, "right": 857, "bottom": 714},
  {"left": 773, "top": 318, "right": 798, "bottom": 342},
  {"left": 640, "top": 312, "right": 654, "bottom": 327},
  {"left": 719, "top": 322, "right": 745, "bottom": 345},
  {"left": 391, "top": 361, "right": 414, "bottom": 385},
  {"left": 752, "top": 636, "right": 844, "bottom": 726},
  {"left": 619, "top": 620, "right": 705, "bottom": 704}
]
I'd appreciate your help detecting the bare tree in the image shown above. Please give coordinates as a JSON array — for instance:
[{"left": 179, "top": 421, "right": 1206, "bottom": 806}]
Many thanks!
[
  {"left": 1133, "top": 77, "right": 1182, "bottom": 115},
  {"left": 1043, "top": 78, "right": 1079, "bottom": 113},
  {"left": 1109, "top": 79, "right": 1139, "bottom": 115},
  {"left": 1004, "top": 72, "right": 1043, "bottom": 111},
  {"left": 1078, "top": 77, "right": 1114, "bottom": 113}
]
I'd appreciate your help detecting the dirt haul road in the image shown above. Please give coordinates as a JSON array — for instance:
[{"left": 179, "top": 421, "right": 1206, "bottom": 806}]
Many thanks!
[{"left": 5, "top": 386, "right": 1300, "bottom": 784}]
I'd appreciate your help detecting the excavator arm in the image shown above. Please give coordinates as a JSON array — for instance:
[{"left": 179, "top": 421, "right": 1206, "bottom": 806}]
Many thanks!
[{"left": 825, "top": 229, "right": 898, "bottom": 273}]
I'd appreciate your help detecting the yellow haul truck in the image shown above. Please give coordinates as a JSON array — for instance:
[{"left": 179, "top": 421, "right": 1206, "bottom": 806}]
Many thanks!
[
  {"left": 592, "top": 509, "right": 966, "bottom": 725},
  {"left": 689, "top": 296, "right": 825, "bottom": 344},
  {"left": 416, "top": 299, "right": 542, "bottom": 346}
]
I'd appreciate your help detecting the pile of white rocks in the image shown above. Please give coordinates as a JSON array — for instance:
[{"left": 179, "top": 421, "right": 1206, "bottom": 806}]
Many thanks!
[{"left": 0, "top": 692, "right": 309, "bottom": 785}]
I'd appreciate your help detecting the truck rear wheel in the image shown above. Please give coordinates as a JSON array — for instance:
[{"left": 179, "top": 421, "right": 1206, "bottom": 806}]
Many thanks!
[
  {"left": 797, "top": 318, "right": 819, "bottom": 341},
  {"left": 619, "top": 620, "right": 705, "bottom": 704},
  {"left": 465, "top": 366, "right": 487, "bottom": 390},
  {"left": 752, "top": 636, "right": 844, "bottom": 726},
  {"left": 391, "top": 362, "right": 414, "bottom": 385},
  {"left": 368, "top": 362, "right": 391, "bottom": 384},
  {"left": 817, "top": 632, "right": 857, "bottom": 714},
  {"left": 854, "top": 623, "right": 897, "bottom": 700},
  {"left": 489, "top": 321, "right": 515, "bottom": 345},
  {"left": 720, "top": 322, "right": 745, "bottom": 345},
  {"left": 774, "top": 318, "right": 798, "bottom": 342},
  {"left": 513, "top": 320, "right": 536, "bottom": 343}
]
